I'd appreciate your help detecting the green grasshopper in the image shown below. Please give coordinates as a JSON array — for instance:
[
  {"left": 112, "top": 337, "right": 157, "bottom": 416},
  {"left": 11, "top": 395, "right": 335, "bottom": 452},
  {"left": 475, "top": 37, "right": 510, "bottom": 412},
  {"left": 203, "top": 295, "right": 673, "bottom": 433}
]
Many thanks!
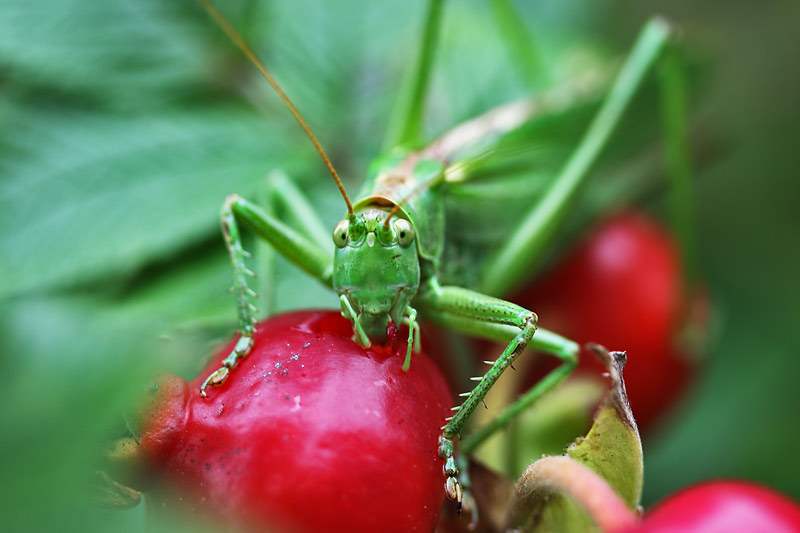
[{"left": 195, "top": 0, "right": 690, "bottom": 511}]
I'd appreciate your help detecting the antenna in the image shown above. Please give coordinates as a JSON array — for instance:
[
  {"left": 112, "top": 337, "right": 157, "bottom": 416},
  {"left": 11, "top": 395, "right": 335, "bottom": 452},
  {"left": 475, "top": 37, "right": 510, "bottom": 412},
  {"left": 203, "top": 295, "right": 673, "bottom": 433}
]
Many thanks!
[
  {"left": 383, "top": 173, "right": 442, "bottom": 228},
  {"left": 195, "top": 0, "right": 354, "bottom": 218},
  {"left": 383, "top": 200, "right": 407, "bottom": 228}
]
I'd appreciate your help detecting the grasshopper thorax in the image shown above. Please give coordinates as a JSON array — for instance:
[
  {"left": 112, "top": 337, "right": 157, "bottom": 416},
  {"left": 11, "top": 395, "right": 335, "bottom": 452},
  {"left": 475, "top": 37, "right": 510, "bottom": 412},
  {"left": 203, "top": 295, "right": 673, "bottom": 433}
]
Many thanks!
[{"left": 332, "top": 208, "right": 420, "bottom": 342}]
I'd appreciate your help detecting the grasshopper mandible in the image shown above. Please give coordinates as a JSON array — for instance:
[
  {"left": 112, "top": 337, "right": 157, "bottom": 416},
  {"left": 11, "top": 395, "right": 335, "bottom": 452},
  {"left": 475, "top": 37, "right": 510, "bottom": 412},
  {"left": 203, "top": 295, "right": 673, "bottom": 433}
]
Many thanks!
[{"left": 194, "top": 0, "right": 688, "bottom": 511}]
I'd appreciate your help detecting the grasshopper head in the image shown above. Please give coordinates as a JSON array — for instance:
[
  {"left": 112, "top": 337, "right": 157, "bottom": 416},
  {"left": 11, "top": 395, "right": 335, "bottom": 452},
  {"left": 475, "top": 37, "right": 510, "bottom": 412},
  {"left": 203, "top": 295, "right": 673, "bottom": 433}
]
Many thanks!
[{"left": 332, "top": 208, "right": 420, "bottom": 342}]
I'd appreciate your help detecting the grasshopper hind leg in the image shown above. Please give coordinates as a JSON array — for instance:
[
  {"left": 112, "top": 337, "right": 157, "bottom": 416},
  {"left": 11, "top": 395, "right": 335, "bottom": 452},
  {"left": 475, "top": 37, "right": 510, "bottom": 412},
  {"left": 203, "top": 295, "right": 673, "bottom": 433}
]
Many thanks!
[{"left": 418, "top": 282, "right": 579, "bottom": 513}]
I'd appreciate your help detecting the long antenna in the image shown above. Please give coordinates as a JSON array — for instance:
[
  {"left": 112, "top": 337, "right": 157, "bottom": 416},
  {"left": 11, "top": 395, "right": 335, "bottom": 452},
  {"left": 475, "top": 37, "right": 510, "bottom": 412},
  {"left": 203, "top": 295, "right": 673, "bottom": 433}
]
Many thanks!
[
  {"left": 195, "top": 0, "right": 354, "bottom": 218},
  {"left": 383, "top": 172, "right": 443, "bottom": 228}
]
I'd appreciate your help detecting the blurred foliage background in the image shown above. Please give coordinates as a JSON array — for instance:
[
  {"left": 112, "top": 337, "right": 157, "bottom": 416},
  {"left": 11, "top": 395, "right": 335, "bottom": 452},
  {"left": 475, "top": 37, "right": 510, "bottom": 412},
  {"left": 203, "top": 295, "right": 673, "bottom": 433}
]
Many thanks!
[{"left": 1, "top": 0, "right": 798, "bottom": 530}]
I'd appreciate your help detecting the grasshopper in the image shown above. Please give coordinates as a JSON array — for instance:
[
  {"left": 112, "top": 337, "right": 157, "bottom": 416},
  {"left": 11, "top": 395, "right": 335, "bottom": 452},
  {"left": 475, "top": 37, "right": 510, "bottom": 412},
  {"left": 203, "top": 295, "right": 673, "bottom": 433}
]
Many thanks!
[{"left": 194, "top": 0, "right": 690, "bottom": 511}]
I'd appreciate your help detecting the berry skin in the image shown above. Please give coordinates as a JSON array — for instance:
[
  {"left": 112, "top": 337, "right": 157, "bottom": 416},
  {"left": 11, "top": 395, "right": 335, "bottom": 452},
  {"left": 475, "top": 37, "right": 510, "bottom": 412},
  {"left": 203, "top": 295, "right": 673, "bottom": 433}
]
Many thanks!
[
  {"left": 138, "top": 310, "right": 453, "bottom": 533},
  {"left": 628, "top": 481, "right": 800, "bottom": 533}
]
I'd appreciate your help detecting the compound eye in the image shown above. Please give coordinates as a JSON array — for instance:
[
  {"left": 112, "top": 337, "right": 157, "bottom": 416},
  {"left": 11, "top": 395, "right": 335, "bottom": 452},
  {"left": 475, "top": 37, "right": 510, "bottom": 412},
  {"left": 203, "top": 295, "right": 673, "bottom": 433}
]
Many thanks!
[
  {"left": 332, "top": 220, "right": 349, "bottom": 248},
  {"left": 393, "top": 218, "right": 414, "bottom": 247}
]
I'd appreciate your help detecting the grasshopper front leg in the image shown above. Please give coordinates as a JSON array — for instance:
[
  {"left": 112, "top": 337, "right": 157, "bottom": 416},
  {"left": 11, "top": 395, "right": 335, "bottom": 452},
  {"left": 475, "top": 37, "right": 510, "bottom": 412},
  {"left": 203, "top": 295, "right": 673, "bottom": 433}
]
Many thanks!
[
  {"left": 418, "top": 280, "right": 579, "bottom": 510},
  {"left": 401, "top": 305, "right": 420, "bottom": 371},
  {"left": 200, "top": 187, "right": 334, "bottom": 397},
  {"left": 199, "top": 196, "right": 258, "bottom": 397}
]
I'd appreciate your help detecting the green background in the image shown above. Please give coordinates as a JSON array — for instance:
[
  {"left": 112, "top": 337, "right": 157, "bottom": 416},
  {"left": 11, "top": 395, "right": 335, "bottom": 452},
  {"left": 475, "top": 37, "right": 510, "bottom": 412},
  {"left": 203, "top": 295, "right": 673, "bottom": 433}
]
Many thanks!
[
  {"left": 1, "top": 0, "right": 798, "bottom": 529},
  {"left": 611, "top": 0, "right": 800, "bottom": 505}
]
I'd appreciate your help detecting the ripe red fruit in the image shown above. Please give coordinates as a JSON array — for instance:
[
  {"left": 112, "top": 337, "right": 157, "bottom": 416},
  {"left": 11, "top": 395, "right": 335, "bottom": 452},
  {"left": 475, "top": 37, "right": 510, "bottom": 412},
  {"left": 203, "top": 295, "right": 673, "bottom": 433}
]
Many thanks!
[
  {"left": 628, "top": 481, "right": 800, "bottom": 532},
  {"left": 138, "top": 310, "right": 453, "bottom": 533},
  {"left": 513, "top": 211, "right": 694, "bottom": 429}
]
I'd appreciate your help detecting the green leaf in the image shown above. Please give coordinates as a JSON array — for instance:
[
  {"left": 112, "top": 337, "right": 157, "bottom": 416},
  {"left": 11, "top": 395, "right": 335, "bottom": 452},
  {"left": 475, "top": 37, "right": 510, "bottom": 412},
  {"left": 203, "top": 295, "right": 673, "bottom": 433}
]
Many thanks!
[
  {"left": 0, "top": 103, "right": 304, "bottom": 296},
  {"left": 567, "top": 346, "right": 644, "bottom": 507},
  {"left": 0, "top": 0, "right": 214, "bottom": 106},
  {"left": 0, "top": 295, "right": 161, "bottom": 530},
  {"left": 505, "top": 345, "right": 643, "bottom": 532}
]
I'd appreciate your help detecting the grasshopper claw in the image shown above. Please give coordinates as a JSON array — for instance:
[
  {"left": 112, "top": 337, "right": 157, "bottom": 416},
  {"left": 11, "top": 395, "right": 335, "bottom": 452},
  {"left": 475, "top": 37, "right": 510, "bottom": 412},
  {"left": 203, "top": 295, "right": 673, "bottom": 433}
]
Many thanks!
[
  {"left": 444, "top": 476, "right": 464, "bottom": 512},
  {"left": 438, "top": 435, "right": 463, "bottom": 512},
  {"left": 200, "top": 366, "right": 230, "bottom": 397},
  {"left": 199, "top": 335, "right": 255, "bottom": 397}
]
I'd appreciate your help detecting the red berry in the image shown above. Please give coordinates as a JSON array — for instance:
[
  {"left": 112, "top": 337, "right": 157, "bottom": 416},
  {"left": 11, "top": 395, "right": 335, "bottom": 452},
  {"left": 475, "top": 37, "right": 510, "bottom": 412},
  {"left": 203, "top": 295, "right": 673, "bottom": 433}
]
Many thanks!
[
  {"left": 139, "top": 310, "right": 453, "bottom": 533},
  {"left": 513, "top": 211, "right": 694, "bottom": 429},
  {"left": 629, "top": 481, "right": 800, "bottom": 532}
]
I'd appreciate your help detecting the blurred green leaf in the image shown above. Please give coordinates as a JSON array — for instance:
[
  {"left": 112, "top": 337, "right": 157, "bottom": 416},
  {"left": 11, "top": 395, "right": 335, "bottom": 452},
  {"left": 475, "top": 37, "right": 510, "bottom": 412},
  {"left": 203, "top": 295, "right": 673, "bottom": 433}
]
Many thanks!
[
  {"left": 0, "top": 0, "right": 213, "bottom": 106},
  {"left": 0, "top": 295, "right": 158, "bottom": 530},
  {"left": 0, "top": 104, "right": 302, "bottom": 295}
]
